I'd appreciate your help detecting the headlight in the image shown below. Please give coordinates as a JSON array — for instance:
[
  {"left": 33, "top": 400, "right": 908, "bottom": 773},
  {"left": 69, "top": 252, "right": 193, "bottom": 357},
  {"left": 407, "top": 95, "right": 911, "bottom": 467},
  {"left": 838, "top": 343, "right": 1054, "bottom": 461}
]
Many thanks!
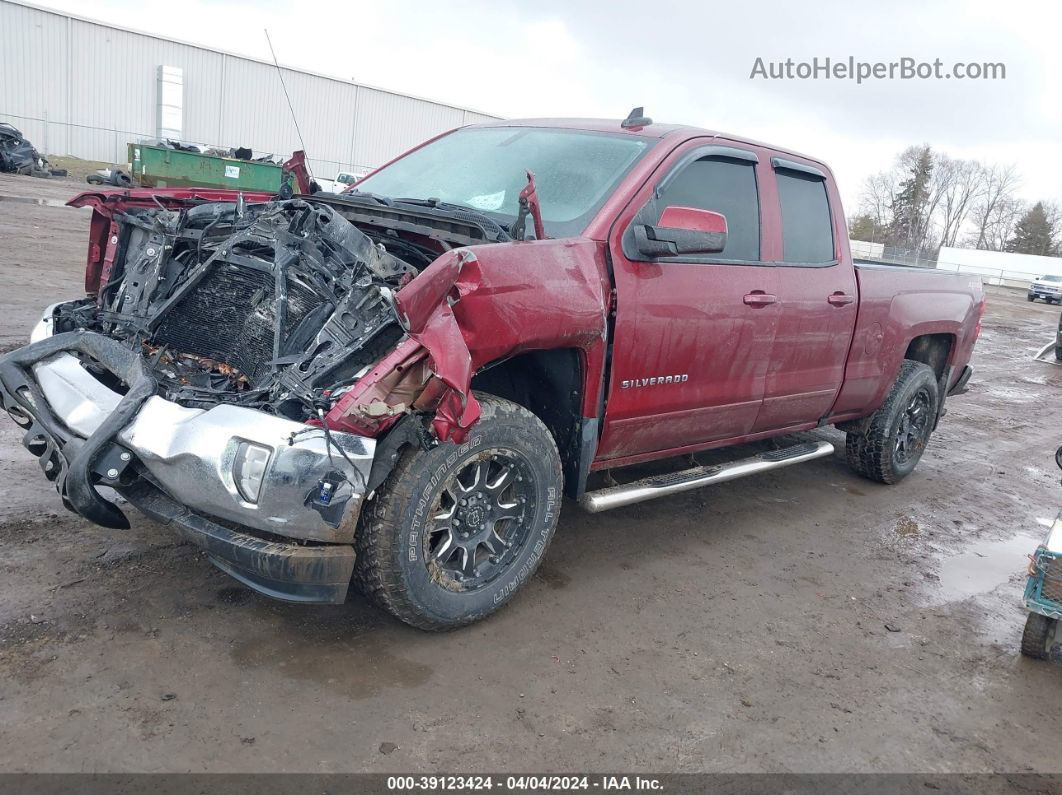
[
  {"left": 1045, "top": 513, "right": 1062, "bottom": 554},
  {"left": 233, "top": 441, "right": 272, "bottom": 503}
]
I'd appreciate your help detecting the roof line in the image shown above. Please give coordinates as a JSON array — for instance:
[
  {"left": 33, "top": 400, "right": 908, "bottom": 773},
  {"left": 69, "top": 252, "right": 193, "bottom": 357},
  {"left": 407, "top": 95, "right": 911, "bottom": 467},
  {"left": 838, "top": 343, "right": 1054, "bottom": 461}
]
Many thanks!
[{"left": 3, "top": 0, "right": 503, "bottom": 120}]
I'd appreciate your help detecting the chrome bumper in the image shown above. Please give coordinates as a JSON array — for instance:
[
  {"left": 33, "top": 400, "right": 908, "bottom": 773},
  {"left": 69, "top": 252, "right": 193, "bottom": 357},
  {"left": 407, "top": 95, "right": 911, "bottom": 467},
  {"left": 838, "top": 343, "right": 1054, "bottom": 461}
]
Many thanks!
[{"left": 2, "top": 305, "right": 375, "bottom": 545}]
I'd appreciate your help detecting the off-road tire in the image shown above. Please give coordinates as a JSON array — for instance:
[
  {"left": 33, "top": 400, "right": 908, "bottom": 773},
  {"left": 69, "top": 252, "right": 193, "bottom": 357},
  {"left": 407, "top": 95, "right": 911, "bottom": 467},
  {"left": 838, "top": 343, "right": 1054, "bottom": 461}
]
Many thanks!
[
  {"left": 1027, "top": 294, "right": 1036, "bottom": 302},
  {"left": 1020, "top": 612, "right": 1054, "bottom": 660},
  {"left": 353, "top": 394, "right": 563, "bottom": 630},
  {"left": 845, "top": 360, "right": 939, "bottom": 484}
]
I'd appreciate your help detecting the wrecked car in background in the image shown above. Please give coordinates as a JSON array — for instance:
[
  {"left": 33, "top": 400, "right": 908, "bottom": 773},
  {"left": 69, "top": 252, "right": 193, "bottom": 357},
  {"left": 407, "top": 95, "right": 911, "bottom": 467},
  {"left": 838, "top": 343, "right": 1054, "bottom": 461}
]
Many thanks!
[
  {"left": 0, "top": 122, "right": 51, "bottom": 177},
  {"left": 0, "top": 114, "right": 984, "bottom": 629}
]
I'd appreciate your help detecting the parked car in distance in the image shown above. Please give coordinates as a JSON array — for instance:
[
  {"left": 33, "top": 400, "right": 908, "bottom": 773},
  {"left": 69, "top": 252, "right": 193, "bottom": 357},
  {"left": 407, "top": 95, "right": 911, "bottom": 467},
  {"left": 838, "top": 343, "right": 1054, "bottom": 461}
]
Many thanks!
[
  {"left": 315, "top": 171, "right": 364, "bottom": 193},
  {"left": 1027, "top": 274, "right": 1062, "bottom": 303}
]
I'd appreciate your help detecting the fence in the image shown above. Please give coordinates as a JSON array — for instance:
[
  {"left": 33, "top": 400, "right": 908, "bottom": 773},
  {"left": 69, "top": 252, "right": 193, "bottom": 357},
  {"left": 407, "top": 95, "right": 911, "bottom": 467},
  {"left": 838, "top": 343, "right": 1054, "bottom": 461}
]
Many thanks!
[
  {"left": 853, "top": 244, "right": 939, "bottom": 269},
  {"left": 850, "top": 239, "right": 1053, "bottom": 289},
  {"left": 933, "top": 260, "right": 1044, "bottom": 290}
]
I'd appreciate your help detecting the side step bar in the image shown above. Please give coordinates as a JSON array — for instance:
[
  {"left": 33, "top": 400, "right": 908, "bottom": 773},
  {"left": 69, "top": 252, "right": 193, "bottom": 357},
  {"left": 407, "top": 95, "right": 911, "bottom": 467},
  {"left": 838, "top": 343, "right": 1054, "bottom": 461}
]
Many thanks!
[{"left": 579, "top": 440, "right": 835, "bottom": 513}]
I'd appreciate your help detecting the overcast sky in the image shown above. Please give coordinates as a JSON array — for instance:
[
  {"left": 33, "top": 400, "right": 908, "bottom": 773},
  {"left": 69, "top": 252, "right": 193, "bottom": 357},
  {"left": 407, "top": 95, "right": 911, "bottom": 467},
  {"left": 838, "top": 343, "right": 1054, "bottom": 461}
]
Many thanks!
[{"left": 32, "top": 0, "right": 1062, "bottom": 212}]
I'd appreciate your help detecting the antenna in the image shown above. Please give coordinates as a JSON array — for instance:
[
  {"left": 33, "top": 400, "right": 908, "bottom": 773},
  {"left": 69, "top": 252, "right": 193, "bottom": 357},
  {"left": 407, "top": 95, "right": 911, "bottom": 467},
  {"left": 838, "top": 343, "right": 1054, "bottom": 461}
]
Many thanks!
[
  {"left": 264, "top": 29, "right": 314, "bottom": 180},
  {"left": 621, "top": 107, "right": 652, "bottom": 130}
]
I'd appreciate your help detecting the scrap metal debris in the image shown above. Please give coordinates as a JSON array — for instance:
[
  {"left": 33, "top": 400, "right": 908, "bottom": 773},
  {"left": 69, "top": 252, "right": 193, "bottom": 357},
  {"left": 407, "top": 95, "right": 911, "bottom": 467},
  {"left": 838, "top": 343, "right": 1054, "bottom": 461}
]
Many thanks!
[
  {"left": 0, "top": 122, "right": 56, "bottom": 178},
  {"left": 1034, "top": 340, "right": 1061, "bottom": 365}
]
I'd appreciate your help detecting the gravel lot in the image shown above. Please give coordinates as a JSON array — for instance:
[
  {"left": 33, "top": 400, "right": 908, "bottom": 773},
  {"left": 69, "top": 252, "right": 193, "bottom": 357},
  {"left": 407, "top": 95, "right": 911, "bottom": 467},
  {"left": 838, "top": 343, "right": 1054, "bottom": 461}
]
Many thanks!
[{"left": 0, "top": 172, "right": 1059, "bottom": 774}]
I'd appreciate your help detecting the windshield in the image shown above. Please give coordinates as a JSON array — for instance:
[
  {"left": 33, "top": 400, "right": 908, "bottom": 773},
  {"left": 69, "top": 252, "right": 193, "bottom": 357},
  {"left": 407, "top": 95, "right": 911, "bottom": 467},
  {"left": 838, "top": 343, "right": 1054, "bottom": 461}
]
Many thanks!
[
  {"left": 352, "top": 127, "right": 653, "bottom": 238},
  {"left": 1041, "top": 275, "right": 1062, "bottom": 282}
]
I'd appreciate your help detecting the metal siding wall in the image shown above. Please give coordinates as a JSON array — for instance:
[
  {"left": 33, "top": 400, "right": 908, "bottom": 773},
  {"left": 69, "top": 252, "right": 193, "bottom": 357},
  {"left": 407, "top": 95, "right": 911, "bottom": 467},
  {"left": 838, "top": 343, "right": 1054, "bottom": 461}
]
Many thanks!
[
  {"left": 0, "top": 1, "right": 70, "bottom": 153},
  {"left": 218, "top": 57, "right": 359, "bottom": 176},
  {"left": 353, "top": 87, "right": 466, "bottom": 170},
  {"left": 0, "top": 0, "right": 499, "bottom": 175},
  {"left": 462, "top": 110, "right": 502, "bottom": 126}
]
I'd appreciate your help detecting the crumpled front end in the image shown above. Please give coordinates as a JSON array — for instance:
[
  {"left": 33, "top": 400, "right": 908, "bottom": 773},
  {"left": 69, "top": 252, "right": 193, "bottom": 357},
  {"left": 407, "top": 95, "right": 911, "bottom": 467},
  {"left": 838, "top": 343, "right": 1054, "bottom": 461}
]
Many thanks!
[
  {"left": 1, "top": 189, "right": 611, "bottom": 603},
  {"left": 1, "top": 319, "right": 378, "bottom": 603},
  {"left": 0, "top": 197, "right": 431, "bottom": 602}
]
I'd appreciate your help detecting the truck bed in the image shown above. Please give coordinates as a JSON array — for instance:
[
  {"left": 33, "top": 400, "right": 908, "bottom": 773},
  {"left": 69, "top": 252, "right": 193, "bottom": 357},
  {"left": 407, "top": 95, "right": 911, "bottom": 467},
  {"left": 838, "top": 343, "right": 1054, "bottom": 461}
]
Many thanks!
[{"left": 829, "top": 263, "right": 983, "bottom": 420}]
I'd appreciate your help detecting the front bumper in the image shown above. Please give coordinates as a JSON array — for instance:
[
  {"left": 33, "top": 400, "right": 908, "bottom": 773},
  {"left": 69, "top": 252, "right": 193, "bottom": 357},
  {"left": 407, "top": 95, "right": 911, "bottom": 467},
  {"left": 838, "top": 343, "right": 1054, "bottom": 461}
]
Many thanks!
[
  {"left": 0, "top": 313, "right": 377, "bottom": 603},
  {"left": 1030, "top": 287, "right": 1062, "bottom": 300},
  {"left": 124, "top": 481, "right": 357, "bottom": 603}
]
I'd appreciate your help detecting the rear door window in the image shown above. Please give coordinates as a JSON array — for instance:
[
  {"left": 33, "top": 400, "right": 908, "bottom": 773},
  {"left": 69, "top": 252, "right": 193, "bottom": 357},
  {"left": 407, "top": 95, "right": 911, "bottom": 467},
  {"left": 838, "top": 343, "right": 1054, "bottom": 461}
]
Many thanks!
[
  {"left": 776, "top": 169, "right": 834, "bottom": 264},
  {"left": 654, "top": 157, "right": 760, "bottom": 262}
]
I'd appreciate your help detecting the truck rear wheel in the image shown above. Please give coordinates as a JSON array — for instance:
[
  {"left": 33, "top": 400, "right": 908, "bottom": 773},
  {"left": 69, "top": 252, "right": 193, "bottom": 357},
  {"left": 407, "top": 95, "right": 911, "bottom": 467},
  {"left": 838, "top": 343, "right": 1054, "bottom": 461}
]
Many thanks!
[
  {"left": 845, "top": 360, "right": 939, "bottom": 484},
  {"left": 1020, "top": 612, "right": 1055, "bottom": 659},
  {"left": 353, "top": 394, "right": 562, "bottom": 630}
]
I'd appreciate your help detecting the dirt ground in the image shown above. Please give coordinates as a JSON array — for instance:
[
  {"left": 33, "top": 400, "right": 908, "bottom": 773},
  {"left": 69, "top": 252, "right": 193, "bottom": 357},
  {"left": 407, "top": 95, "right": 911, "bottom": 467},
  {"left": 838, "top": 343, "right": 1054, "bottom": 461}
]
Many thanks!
[{"left": 0, "top": 172, "right": 1059, "bottom": 775}]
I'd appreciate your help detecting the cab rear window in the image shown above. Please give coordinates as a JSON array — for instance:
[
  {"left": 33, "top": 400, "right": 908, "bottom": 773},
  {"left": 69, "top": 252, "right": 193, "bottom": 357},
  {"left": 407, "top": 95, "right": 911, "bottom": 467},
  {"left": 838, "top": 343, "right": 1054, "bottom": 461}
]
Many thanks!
[{"left": 776, "top": 170, "right": 834, "bottom": 264}]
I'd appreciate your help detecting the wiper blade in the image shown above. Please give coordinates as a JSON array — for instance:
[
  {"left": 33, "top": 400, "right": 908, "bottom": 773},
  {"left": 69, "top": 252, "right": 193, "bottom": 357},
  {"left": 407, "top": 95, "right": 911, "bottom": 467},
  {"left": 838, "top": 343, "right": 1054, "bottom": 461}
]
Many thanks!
[
  {"left": 391, "top": 198, "right": 512, "bottom": 242},
  {"left": 343, "top": 190, "right": 394, "bottom": 206}
]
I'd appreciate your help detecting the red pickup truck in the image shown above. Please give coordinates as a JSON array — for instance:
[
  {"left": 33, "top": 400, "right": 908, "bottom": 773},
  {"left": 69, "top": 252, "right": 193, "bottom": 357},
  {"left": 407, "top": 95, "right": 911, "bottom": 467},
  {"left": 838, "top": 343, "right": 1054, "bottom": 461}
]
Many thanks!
[{"left": 0, "top": 112, "right": 983, "bottom": 629}]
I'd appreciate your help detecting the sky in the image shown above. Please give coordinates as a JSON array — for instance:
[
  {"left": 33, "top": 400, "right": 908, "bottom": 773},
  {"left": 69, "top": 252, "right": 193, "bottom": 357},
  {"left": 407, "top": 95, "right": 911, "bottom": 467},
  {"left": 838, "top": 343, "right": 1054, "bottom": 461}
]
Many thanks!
[{"left": 28, "top": 0, "right": 1062, "bottom": 213}]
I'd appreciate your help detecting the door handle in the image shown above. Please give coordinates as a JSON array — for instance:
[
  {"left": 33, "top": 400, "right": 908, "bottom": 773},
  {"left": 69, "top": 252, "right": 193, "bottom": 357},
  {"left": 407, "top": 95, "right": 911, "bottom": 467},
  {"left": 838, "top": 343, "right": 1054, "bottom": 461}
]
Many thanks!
[
  {"left": 827, "top": 292, "right": 855, "bottom": 306},
  {"left": 743, "top": 292, "right": 778, "bottom": 307}
]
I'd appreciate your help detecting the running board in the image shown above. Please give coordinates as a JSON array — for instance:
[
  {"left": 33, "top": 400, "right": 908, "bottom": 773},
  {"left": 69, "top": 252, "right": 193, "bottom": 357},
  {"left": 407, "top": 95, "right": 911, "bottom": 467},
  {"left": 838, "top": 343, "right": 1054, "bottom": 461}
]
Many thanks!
[{"left": 579, "top": 440, "right": 835, "bottom": 513}]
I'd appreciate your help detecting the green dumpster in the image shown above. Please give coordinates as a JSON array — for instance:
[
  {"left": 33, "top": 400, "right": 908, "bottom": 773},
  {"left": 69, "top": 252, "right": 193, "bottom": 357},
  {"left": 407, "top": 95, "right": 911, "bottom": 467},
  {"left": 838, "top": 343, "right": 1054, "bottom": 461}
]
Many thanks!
[{"left": 128, "top": 143, "right": 294, "bottom": 193}]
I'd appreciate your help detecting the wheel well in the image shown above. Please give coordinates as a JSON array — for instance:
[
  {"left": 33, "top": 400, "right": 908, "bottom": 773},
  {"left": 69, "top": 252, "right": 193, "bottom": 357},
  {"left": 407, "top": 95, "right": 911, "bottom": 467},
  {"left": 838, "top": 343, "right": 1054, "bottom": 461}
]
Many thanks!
[
  {"left": 470, "top": 349, "right": 586, "bottom": 498},
  {"left": 904, "top": 333, "right": 954, "bottom": 379},
  {"left": 837, "top": 333, "right": 957, "bottom": 436}
]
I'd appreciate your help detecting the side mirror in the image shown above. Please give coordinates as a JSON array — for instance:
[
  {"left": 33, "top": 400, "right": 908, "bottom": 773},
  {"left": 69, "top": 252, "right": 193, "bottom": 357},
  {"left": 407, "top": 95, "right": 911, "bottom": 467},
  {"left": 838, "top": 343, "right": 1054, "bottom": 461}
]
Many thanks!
[{"left": 633, "top": 206, "right": 728, "bottom": 258}]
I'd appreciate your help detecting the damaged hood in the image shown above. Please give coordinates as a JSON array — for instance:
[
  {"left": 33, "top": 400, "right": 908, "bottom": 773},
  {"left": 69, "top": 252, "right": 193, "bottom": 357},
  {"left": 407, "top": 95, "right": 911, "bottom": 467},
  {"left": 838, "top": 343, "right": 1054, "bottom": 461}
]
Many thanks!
[{"left": 55, "top": 199, "right": 412, "bottom": 422}]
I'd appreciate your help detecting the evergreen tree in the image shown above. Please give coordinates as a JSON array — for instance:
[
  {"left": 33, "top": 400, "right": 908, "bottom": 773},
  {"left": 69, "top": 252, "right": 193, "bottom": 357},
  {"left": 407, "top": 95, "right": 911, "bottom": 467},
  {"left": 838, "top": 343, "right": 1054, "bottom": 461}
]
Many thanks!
[
  {"left": 886, "top": 145, "right": 934, "bottom": 252},
  {"left": 1005, "top": 201, "right": 1059, "bottom": 256},
  {"left": 848, "top": 213, "right": 885, "bottom": 241}
]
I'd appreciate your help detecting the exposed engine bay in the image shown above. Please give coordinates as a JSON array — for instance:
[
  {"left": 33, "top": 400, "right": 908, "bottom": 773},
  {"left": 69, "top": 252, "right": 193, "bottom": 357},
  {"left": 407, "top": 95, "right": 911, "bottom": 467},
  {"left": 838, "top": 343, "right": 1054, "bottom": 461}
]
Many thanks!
[{"left": 51, "top": 198, "right": 460, "bottom": 423}]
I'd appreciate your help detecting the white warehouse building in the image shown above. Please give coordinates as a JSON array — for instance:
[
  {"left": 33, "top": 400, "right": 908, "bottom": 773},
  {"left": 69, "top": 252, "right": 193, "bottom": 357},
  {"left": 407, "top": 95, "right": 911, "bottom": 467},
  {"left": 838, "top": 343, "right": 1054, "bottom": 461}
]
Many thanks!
[{"left": 0, "top": 0, "right": 500, "bottom": 178}]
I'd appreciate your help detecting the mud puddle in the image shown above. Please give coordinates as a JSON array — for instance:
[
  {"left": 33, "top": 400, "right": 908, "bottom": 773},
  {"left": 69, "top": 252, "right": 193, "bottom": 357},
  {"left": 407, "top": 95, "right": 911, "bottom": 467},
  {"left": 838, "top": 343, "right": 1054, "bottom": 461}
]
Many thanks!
[
  {"left": 231, "top": 634, "right": 432, "bottom": 698},
  {"left": 934, "top": 531, "right": 1042, "bottom": 603}
]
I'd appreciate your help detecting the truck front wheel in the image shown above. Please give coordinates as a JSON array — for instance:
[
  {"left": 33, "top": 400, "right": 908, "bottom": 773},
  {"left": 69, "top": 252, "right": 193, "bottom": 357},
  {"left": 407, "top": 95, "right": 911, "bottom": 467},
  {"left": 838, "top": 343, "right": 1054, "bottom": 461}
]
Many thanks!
[
  {"left": 353, "top": 394, "right": 563, "bottom": 630},
  {"left": 845, "top": 360, "right": 940, "bottom": 484}
]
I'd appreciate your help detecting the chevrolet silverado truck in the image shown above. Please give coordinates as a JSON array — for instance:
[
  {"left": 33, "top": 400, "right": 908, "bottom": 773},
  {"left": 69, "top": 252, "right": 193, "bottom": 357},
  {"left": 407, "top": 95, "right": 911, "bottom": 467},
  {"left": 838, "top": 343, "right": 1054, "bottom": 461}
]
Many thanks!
[{"left": 0, "top": 112, "right": 984, "bottom": 629}]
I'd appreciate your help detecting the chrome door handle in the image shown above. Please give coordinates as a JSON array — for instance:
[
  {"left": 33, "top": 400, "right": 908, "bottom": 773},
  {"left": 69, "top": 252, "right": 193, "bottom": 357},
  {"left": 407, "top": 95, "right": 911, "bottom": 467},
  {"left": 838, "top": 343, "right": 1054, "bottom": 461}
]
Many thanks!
[{"left": 743, "top": 292, "right": 778, "bottom": 307}]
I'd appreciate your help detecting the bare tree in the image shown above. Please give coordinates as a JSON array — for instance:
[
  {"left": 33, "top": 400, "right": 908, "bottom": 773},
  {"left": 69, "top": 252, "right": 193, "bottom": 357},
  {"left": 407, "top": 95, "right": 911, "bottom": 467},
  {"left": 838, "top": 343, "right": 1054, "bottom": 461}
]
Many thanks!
[
  {"left": 934, "top": 157, "right": 985, "bottom": 249},
  {"left": 975, "top": 196, "right": 1026, "bottom": 252},
  {"left": 968, "top": 164, "right": 1021, "bottom": 250},
  {"left": 858, "top": 169, "right": 900, "bottom": 238},
  {"left": 860, "top": 150, "right": 1025, "bottom": 256}
]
